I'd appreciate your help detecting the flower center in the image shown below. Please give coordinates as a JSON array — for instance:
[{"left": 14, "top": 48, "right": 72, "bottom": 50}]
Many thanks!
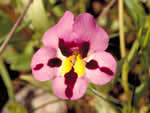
[{"left": 61, "top": 52, "right": 85, "bottom": 77}]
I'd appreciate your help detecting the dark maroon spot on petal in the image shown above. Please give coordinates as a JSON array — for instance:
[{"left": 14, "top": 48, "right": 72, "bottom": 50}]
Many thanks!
[
  {"left": 47, "top": 58, "right": 62, "bottom": 67},
  {"left": 86, "top": 59, "right": 114, "bottom": 76},
  {"left": 80, "top": 42, "right": 89, "bottom": 58},
  {"left": 65, "top": 87, "right": 72, "bottom": 99},
  {"left": 86, "top": 60, "right": 99, "bottom": 69},
  {"left": 64, "top": 68, "right": 78, "bottom": 99},
  {"left": 59, "top": 39, "right": 72, "bottom": 57},
  {"left": 100, "top": 67, "right": 113, "bottom": 75},
  {"left": 33, "top": 64, "right": 44, "bottom": 70}
]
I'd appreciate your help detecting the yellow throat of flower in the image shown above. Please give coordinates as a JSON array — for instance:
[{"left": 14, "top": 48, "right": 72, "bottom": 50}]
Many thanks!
[{"left": 61, "top": 53, "right": 85, "bottom": 77}]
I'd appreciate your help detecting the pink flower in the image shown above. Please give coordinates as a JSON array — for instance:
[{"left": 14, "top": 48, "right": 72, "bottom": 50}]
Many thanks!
[{"left": 31, "top": 11, "right": 117, "bottom": 100}]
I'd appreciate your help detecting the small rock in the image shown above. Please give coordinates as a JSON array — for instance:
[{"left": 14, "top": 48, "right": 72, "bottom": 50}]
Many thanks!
[{"left": 2, "top": 86, "right": 67, "bottom": 113}]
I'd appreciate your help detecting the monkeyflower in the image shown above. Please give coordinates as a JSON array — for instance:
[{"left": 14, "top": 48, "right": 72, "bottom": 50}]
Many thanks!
[{"left": 31, "top": 11, "right": 117, "bottom": 100}]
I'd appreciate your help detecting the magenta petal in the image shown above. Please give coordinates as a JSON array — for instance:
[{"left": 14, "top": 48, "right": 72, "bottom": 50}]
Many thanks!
[
  {"left": 73, "top": 13, "right": 96, "bottom": 39},
  {"left": 71, "top": 76, "right": 88, "bottom": 100},
  {"left": 88, "top": 25, "right": 109, "bottom": 53},
  {"left": 52, "top": 76, "right": 88, "bottom": 100},
  {"left": 31, "top": 47, "right": 59, "bottom": 81},
  {"left": 85, "top": 52, "right": 117, "bottom": 85},
  {"left": 42, "top": 11, "right": 74, "bottom": 48},
  {"left": 73, "top": 13, "right": 109, "bottom": 54},
  {"left": 52, "top": 76, "right": 67, "bottom": 100}
]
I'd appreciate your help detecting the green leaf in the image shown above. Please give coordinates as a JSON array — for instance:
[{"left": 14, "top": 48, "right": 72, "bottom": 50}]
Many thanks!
[
  {"left": 10, "top": 53, "right": 33, "bottom": 71},
  {"left": 134, "top": 79, "right": 150, "bottom": 104},
  {"left": 145, "top": 15, "right": 150, "bottom": 29},
  {"left": 10, "top": 41, "right": 35, "bottom": 71},
  {"left": 142, "top": 27, "right": 150, "bottom": 49},
  {"left": 48, "top": 0, "right": 57, "bottom": 5},
  {"left": 65, "top": 0, "right": 74, "bottom": 10},
  {"left": 7, "top": 101, "right": 28, "bottom": 113},
  {"left": 122, "top": 105, "right": 137, "bottom": 113},
  {"left": 31, "top": 0, "right": 50, "bottom": 32},
  {"left": 24, "top": 41, "right": 35, "bottom": 54},
  {"left": 140, "top": 50, "right": 150, "bottom": 71},
  {"left": 2, "top": 41, "right": 35, "bottom": 71},
  {"left": 124, "top": 0, "right": 146, "bottom": 29},
  {"left": 52, "top": 5, "right": 65, "bottom": 17},
  {"left": 20, "top": 74, "right": 52, "bottom": 92},
  {"left": 111, "top": 58, "right": 125, "bottom": 85},
  {"left": 2, "top": 46, "right": 19, "bottom": 63},
  {"left": 0, "top": 10, "right": 13, "bottom": 37},
  {"left": 0, "top": 20, "right": 31, "bottom": 45},
  {"left": 0, "top": 58, "right": 15, "bottom": 101}
]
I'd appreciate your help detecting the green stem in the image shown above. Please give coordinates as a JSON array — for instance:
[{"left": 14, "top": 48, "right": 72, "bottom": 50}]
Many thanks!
[
  {"left": 119, "top": 0, "right": 131, "bottom": 105},
  {"left": 134, "top": 79, "right": 150, "bottom": 104},
  {"left": 121, "top": 61, "right": 130, "bottom": 103},
  {"left": 119, "top": 0, "right": 126, "bottom": 57},
  {"left": 128, "top": 28, "right": 142, "bottom": 64},
  {"left": 143, "top": 27, "right": 150, "bottom": 48},
  {"left": 121, "top": 40, "right": 139, "bottom": 105},
  {"left": 122, "top": 28, "right": 142, "bottom": 107},
  {"left": 127, "top": 40, "right": 139, "bottom": 63},
  {"left": 89, "top": 87, "right": 124, "bottom": 106},
  {"left": 0, "top": 57, "right": 15, "bottom": 101},
  {"left": 0, "top": 0, "right": 33, "bottom": 55}
]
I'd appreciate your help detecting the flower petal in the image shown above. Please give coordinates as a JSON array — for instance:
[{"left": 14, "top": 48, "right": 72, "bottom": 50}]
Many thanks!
[
  {"left": 85, "top": 52, "right": 117, "bottom": 85},
  {"left": 52, "top": 76, "right": 88, "bottom": 100},
  {"left": 42, "top": 11, "right": 74, "bottom": 48},
  {"left": 31, "top": 47, "right": 62, "bottom": 81},
  {"left": 73, "top": 13, "right": 109, "bottom": 54},
  {"left": 73, "top": 13, "right": 96, "bottom": 39},
  {"left": 71, "top": 76, "right": 88, "bottom": 100},
  {"left": 89, "top": 25, "right": 109, "bottom": 53}
]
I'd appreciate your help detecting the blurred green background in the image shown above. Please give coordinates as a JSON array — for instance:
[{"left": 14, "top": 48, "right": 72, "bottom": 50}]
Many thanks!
[{"left": 0, "top": 0, "right": 150, "bottom": 113}]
